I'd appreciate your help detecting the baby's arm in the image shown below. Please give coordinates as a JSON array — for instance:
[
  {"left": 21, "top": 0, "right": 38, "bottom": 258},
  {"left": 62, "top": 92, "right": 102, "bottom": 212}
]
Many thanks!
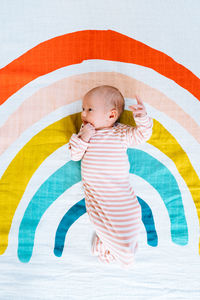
[
  {"left": 68, "top": 122, "right": 95, "bottom": 161},
  {"left": 68, "top": 132, "right": 90, "bottom": 161},
  {"left": 125, "top": 114, "right": 153, "bottom": 147},
  {"left": 125, "top": 96, "right": 153, "bottom": 147}
]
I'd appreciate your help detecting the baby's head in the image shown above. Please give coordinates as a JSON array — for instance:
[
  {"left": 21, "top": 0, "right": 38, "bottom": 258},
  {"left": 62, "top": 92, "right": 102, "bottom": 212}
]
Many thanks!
[{"left": 81, "top": 85, "right": 125, "bottom": 130}]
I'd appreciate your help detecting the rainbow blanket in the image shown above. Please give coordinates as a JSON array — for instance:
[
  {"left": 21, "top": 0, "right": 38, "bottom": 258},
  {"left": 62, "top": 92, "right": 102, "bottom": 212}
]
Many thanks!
[{"left": 0, "top": 1, "right": 200, "bottom": 299}]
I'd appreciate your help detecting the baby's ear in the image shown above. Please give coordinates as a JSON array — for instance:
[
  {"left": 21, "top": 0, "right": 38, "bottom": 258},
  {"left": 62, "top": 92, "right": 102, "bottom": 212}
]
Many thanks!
[{"left": 110, "top": 108, "right": 118, "bottom": 117}]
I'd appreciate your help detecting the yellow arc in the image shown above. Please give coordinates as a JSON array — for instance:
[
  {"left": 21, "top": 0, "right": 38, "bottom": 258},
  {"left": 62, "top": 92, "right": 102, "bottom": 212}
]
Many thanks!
[{"left": 0, "top": 111, "right": 199, "bottom": 255}]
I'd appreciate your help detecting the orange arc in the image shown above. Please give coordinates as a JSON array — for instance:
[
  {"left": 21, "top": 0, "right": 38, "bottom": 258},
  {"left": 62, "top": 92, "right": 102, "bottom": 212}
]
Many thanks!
[{"left": 0, "top": 29, "right": 200, "bottom": 105}]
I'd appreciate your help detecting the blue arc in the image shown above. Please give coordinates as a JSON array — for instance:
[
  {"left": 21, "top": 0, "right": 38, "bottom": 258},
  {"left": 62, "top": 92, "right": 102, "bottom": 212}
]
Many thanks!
[
  {"left": 54, "top": 196, "right": 158, "bottom": 258},
  {"left": 18, "top": 149, "right": 188, "bottom": 263},
  {"left": 54, "top": 199, "right": 86, "bottom": 257},
  {"left": 138, "top": 196, "right": 158, "bottom": 247}
]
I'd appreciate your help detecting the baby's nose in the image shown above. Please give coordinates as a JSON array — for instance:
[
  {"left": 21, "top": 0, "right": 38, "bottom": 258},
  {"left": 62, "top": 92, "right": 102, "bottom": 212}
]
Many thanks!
[{"left": 81, "top": 111, "right": 86, "bottom": 116}]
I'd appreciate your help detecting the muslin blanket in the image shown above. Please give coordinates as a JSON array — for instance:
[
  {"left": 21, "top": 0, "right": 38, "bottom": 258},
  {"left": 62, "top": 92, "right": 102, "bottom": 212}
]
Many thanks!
[{"left": 0, "top": 1, "right": 200, "bottom": 299}]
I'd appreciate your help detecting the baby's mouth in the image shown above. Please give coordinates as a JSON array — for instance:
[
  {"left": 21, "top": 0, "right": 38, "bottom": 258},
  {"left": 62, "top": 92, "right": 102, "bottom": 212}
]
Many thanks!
[{"left": 82, "top": 120, "right": 95, "bottom": 127}]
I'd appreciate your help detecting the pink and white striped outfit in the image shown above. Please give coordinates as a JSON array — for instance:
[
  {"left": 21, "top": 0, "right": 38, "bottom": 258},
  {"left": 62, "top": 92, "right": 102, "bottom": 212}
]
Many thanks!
[{"left": 68, "top": 114, "right": 153, "bottom": 269}]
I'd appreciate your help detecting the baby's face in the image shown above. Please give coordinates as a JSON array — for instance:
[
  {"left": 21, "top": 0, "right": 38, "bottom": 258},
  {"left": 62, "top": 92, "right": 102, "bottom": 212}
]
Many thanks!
[{"left": 81, "top": 93, "right": 115, "bottom": 130}]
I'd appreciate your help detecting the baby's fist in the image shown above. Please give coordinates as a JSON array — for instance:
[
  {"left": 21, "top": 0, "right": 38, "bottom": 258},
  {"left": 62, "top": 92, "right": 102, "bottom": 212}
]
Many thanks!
[
  {"left": 78, "top": 123, "right": 96, "bottom": 142},
  {"left": 129, "top": 95, "right": 147, "bottom": 117}
]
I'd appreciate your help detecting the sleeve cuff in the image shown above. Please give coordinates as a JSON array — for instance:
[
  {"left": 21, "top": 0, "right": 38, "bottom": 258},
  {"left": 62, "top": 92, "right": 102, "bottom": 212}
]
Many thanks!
[
  {"left": 134, "top": 113, "right": 148, "bottom": 120},
  {"left": 71, "top": 133, "right": 90, "bottom": 147}
]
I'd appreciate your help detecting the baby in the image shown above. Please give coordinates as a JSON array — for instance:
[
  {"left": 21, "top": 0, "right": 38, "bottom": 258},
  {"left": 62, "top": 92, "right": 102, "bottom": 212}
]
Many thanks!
[{"left": 68, "top": 85, "right": 153, "bottom": 269}]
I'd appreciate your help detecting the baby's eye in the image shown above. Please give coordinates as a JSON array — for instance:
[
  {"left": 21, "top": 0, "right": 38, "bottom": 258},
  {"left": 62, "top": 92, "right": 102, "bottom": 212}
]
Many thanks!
[{"left": 82, "top": 108, "right": 92, "bottom": 111}]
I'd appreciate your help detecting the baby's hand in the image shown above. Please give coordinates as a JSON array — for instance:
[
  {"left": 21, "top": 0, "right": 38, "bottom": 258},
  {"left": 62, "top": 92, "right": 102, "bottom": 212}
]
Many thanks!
[
  {"left": 129, "top": 95, "right": 147, "bottom": 117},
  {"left": 77, "top": 123, "right": 96, "bottom": 142}
]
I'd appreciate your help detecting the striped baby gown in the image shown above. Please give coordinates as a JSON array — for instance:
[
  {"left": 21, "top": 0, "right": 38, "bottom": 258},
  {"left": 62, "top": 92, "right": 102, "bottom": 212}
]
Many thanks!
[{"left": 68, "top": 114, "right": 153, "bottom": 269}]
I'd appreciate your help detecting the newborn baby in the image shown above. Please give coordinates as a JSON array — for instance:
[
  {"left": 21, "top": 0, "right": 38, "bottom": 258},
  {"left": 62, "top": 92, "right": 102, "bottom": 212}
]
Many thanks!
[{"left": 68, "top": 85, "right": 153, "bottom": 269}]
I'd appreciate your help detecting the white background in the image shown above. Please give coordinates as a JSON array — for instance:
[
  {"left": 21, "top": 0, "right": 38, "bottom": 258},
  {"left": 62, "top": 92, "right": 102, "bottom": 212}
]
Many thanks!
[{"left": 0, "top": 1, "right": 200, "bottom": 299}]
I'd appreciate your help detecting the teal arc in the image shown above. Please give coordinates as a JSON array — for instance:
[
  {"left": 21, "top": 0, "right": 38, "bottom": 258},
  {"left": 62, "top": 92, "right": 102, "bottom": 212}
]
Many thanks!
[
  {"left": 53, "top": 196, "right": 158, "bottom": 257},
  {"left": 17, "top": 148, "right": 188, "bottom": 263}
]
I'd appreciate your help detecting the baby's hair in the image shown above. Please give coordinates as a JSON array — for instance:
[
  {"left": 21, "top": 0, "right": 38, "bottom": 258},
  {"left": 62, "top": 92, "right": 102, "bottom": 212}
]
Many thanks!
[{"left": 84, "top": 85, "right": 125, "bottom": 121}]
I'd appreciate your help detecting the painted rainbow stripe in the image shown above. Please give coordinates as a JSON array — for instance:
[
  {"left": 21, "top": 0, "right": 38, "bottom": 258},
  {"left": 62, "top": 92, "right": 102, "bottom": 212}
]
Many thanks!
[
  {"left": 0, "top": 30, "right": 199, "bottom": 259},
  {"left": 17, "top": 146, "right": 186, "bottom": 262},
  {"left": 1, "top": 72, "right": 199, "bottom": 157},
  {"left": 53, "top": 197, "right": 158, "bottom": 259},
  {"left": 0, "top": 30, "right": 199, "bottom": 104},
  {"left": 0, "top": 111, "right": 198, "bottom": 257}
]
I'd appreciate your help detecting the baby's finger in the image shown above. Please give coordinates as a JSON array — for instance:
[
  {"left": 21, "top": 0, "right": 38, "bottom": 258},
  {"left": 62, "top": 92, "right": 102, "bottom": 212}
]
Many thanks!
[
  {"left": 129, "top": 104, "right": 143, "bottom": 111},
  {"left": 85, "top": 122, "right": 93, "bottom": 127},
  {"left": 84, "top": 123, "right": 91, "bottom": 129},
  {"left": 89, "top": 124, "right": 96, "bottom": 130},
  {"left": 136, "top": 106, "right": 146, "bottom": 112},
  {"left": 129, "top": 105, "right": 138, "bottom": 109},
  {"left": 90, "top": 127, "right": 96, "bottom": 133},
  {"left": 135, "top": 95, "right": 144, "bottom": 106},
  {"left": 137, "top": 109, "right": 146, "bottom": 114},
  {"left": 135, "top": 95, "right": 142, "bottom": 102},
  {"left": 130, "top": 104, "right": 143, "bottom": 108}
]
